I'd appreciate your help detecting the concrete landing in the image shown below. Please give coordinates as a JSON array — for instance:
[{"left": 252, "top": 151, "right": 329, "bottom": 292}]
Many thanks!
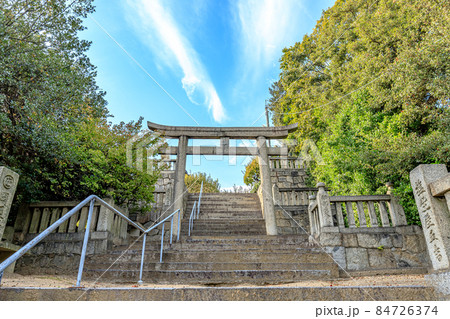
[
  {"left": 0, "top": 285, "right": 437, "bottom": 301},
  {"left": 0, "top": 273, "right": 440, "bottom": 300}
]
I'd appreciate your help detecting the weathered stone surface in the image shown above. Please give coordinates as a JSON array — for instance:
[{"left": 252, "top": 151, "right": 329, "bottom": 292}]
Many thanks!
[
  {"left": 148, "top": 121, "right": 298, "bottom": 139},
  {"left": 2, "top": 226, "right": 14, "bottom": 242},
  {"left": 391, "top": 234, "right": 403, "bottom": 248},
  {"left": 257, "top": 136, "right": 277, "bottom": 235},
  {"left": 429, "top": 174, "right": 450, "bottom": 197},
  {"left": 97, "top": 198, "right": 115, "bottom": 232},
  {"left": 403, "top": 235, "right": 426, "bottom": 253},
  {"left": 356, "top": 233, "right": 393, "bottom": 248},
  {"left": 410, "top": 164, "right": 450, "bottom": 270},
  {"left": 324, "top": 246, "right": 346, "bottom": 270},
  {"left": 426, "top": 271, "right": 450, "bottom": 297},
  {"left": 392, "top": 250, "right": 426, "bottom": 268},
  {"left": 342, "top": 234, "right": 358, "bottom": 247},
  {"left": 0, "top": 167, "right": 19, "bottom": 240},
  {"left": 319, "top": 233, "right": 342, "bottom": 246},
  {"left": 368, "top": 249, "right": 396, "bottom": 269},
  {"left": 0, "top": 286, "right": 438, "bottom": 301},
  {"left": 276, "top": 219, "right": 291, "bottom": 227},
  {"left": 316, "top": 183, "right": 334, "bottom": 228},
  {"left": 346, "top": 248, "right": 369, "bottom": 271}
]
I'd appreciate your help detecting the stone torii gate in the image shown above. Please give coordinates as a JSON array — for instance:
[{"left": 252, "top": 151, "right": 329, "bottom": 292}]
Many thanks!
[{"left": 147, "top": 121, "right": 298, "bottom": 236}]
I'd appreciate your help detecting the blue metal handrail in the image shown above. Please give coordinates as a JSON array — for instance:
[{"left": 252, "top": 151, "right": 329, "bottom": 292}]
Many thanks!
[
  {"left": 0, "top": 195, "right": 181, "bottom": 287},
  {"left": 188, "top": 181, "right": 203, "bottom": 236}
]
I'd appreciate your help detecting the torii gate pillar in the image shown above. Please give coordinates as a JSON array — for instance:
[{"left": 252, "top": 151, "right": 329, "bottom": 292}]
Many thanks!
[
  {"left": 173, "top": 135, "right": 188, "bottom": 236},
  {"left": 257, "top": 136, "right": 277, "bottom": 235}
]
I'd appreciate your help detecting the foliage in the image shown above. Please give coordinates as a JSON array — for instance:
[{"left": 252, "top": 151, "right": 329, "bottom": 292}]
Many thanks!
[
  {"left": 0, "top": 1, "right": 161, "bottom": 217},
  {"left": 268, "top": 0, "right": 450, "bottom": 224},
  {"left": 185, "top": 172, "right": 221, "bottom": 193},
  {"left": 243, "top": 157, "right": 260, "bottom": 193}
]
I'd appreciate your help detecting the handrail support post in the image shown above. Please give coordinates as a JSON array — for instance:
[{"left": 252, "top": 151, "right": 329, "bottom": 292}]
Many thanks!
[
  {"left": 138, "top": 232, "right": 147, "bottom": 285},
  {"left": 160, "top": 223, "right": 165, "bottom": 263},
  {"left": 75, "top": 198, "right": 96, "bottom": 287}
]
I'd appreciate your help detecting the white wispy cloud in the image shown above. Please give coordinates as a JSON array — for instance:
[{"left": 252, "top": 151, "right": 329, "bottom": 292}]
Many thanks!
[
  {"left": 232, "top": 0, "right": 308, "bottom": 83},
  {"left": 125, "top": 0, "right": 226, "bottom": 123}
]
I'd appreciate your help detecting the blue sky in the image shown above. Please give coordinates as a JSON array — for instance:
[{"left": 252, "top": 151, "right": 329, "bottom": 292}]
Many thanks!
[{"left": 81, "top": 0, "right": 335, "bottom": 190}]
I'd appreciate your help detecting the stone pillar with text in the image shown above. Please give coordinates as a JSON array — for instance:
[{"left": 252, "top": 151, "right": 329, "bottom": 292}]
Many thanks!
[
  {"left": 0, "top": 167, "right": 19, "bottom": 240},
  {"left": 410, "top": 164, "right": 450, "bottom": 298},
  {"left": 0, "top": 166, "right": 20, "bottom": 275}
]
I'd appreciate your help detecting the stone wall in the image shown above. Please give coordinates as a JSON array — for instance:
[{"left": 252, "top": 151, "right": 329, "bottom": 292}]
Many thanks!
[
  {"left": 275, "top": 207, "right": 309, "bottom": 235},
  {"left": 270, "top": 166, "right": 313, "bottom": 235},
  {"left": 270, "top": 168, "right": 307, "bottom": 189},
  {"left": 318, "top": 226, "right": 430, "bottom": 273},
  {"left": 13, "top": 231, "right": 117, "bottom": 275}
]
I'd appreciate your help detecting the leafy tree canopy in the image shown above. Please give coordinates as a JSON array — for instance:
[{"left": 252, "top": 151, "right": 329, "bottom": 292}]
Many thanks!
[
  {"left": 243, "top": 157, "right": 260, "bottom": 193},
  {"left": 268, "top": 0, "right": 449, "bottom": 224},
  {"left": 185, "top": 172, "right": 221, "bottom": 193},
  {"left": 0, "top": 1, "right": 161, "bottom": 218}
]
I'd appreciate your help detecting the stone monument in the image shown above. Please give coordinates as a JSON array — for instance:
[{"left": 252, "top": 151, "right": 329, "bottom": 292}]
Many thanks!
[
  {"left": 410, "top": 164, "right": 450, "bottom": 298},
  {"left": 0, "top": 166, "right": 20, "bottom": 275},
  {"left": 0, "top": 167, "right": 19, "bottom": 240}
]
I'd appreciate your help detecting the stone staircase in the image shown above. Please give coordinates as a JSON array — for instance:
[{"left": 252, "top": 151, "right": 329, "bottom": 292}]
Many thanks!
[
  {"left": 4, "top": 193, "right": 438, "bottom": 300},
  {"left": 83, "top": 193, "right": 339, "bottom": 285},
  {"left": 181, "top": 193, "right": 266, "bottom": 236}
]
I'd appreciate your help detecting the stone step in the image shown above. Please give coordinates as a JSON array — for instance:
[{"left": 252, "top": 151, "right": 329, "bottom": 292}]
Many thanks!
[
  {"left": 125, "top": 242, "right": 316, "bottom": 251},
  {"left": 1, "top": 286, "right": 437, "bottom": 301},
  {"left": 83, "top": 269, "right": 335, "bottom": 284},
  {"left": 87, "top": 250, "right": 331, "bottom": 264},
  {"left": 186, "top": 205, "right": 259, "bottom": 209},
  {"left": 186, "top": 204, "right": 261, "bottom": 210},
  {"left": 125, "top": 235, "right": 311, "bottom": 247},
  {"left": 85, "top": 261, "right": 336, "bottom": 272},
  {"left": 180, "top": 222, "right": 266, "bottom": 229},
  {"left": 189, "top": 193, "right": 258, "bottom": 198},
  {"left": 185, "top": 211, "right": 262, "bottom": 216},
  {"left": 195, "top": 215, "right": 262, "bottom": 220}
]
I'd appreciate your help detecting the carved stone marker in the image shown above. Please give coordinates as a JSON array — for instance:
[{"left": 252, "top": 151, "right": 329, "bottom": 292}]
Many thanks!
[
  {"left": 410, "top": 164, "right": 450, "bottom": 271},
  {"left": 0, "top": 167, "right": 19, "bottom": 240}
]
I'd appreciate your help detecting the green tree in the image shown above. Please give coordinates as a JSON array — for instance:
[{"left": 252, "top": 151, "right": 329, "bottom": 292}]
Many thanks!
[
  {"left": 0, "top": 1, "right": 161, "bottom": 217},
  {"left": 243, "top": 157, "right": 260, "bottom": 193},
  {"left": 185, "top": 172, "right": 220, "bottom": 193},
  {"left": 269, "top": 0, "right": 450, "bottom": 224}
]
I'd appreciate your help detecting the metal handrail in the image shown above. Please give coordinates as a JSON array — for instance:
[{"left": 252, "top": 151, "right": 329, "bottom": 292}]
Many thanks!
[
  {"left": 188, "top": 181, "right": 203, "bottom": 236},
  {"left": 188, "top": 201, "right": 197, "bottom": 236},
  {"left": 0, "top": 195, "right": 181, "bottom": 287}
]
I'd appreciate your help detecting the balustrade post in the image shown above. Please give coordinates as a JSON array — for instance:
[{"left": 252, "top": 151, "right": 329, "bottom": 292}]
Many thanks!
[
  {"left": 316, "top": 182, "right": 335, "bottom": 229},
  {"left": 308, "top": 195, "right": 319, "bottom": 236},
  {"left": 272, "top": 184, "right": 281, "bottom": 205},
  {"left": 386, "top": 182, "right": 407, "bottom": 226}
]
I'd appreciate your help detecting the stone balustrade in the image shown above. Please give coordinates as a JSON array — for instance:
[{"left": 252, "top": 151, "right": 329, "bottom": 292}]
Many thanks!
[
  {"left": 308, "top": 183, "right": 407, "bottom": 236},
  {"left": 13, "top": 198, "right": 128, "bottom": 251},
  {"left": 273, "top": 187, "right": 318, "bottom": 206},
  {"left": 269, "top": 156, "right": 304, "bottom": 169},
  {"left": 307, "top": 182, "right": 429, "bottom": 274}
]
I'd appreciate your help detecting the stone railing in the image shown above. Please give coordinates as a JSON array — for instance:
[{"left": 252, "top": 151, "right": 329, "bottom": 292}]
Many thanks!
[
  {"left": 13, "top": 199, "right": 128, "bottom": 246},
  {"left": 308, "top": 182, "right": 407, "bottom": 236},
  {"left": 306, "top": 182, "right": 430, "bottom": 275},
  {"left": 269, "top": 156, "right": 304, "bottom": 169},
  {"left": 273, "top": 186, "right": 318, "bottom": 206}
]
